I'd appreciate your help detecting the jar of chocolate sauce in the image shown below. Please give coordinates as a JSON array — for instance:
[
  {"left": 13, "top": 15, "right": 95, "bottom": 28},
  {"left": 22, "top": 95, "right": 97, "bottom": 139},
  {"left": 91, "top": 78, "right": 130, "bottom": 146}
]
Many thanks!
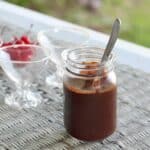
[{"left": 63, "top": 47, "right": 117, "bottom": 141}]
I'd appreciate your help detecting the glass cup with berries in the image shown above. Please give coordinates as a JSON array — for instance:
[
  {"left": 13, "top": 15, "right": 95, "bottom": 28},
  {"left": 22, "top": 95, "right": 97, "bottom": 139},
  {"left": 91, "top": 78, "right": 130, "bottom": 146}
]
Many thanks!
[
  {"left": 0, "top": 44, "right": 50, "bottom": 108},
  {"left": 0, "top": 25, "right": 37, "bottom": 47}
]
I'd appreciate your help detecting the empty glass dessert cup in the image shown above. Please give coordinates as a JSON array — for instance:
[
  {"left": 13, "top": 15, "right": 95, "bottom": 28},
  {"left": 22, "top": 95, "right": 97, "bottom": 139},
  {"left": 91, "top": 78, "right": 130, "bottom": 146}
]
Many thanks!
[{"left": 38, "top": 26, "right": 90, "bottom": 89}]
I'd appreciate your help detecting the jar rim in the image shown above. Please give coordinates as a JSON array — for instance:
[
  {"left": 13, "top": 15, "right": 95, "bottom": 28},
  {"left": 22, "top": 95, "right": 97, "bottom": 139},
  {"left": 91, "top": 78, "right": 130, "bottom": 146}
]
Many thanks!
[{"left": 63, "top": 47, "right": 115, "bottom": 77}]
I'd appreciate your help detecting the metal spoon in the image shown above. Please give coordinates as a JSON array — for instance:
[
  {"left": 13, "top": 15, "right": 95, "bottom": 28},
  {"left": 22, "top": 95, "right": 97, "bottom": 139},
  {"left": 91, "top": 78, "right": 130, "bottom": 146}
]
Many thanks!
[
  {"left": 92, "top": 18, "right": 121, "bottom": 85},
  {"left": 101, "top": 18, "right": 121, "bottom": 63}
]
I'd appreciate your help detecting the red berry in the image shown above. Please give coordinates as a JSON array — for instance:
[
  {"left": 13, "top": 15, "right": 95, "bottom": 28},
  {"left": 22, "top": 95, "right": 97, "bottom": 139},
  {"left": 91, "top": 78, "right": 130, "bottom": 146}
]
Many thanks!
[
  {"left": 6, "top": 47, "right": 33, "bottom": 62},
  {"left": 1, "top": 42, "right": 13, "bottom": 47},
  {"left": 0, "top": 34, "right": 36, "bottom": 62},
  {"left": 15, "top": 39, "right": 25, "bottom": 44},
  {"left": 21, "top": 36, "right": 31, "bottom": 44}
]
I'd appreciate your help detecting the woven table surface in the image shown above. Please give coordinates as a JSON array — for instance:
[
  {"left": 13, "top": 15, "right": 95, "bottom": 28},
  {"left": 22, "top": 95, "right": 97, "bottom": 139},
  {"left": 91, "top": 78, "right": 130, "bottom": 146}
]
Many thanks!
[
  {"left": 0, "top": 63, "right": 150, "bottom": 150},
  {"left": 0, "top": 22, "right": 150, "bottom": 150}
]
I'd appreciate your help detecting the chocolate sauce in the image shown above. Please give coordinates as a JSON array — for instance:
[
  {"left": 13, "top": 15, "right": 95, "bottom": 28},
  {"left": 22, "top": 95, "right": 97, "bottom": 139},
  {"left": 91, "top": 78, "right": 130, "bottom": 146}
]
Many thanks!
[{"left": 63, "top": 62, "right": 117, "bottom": 141}]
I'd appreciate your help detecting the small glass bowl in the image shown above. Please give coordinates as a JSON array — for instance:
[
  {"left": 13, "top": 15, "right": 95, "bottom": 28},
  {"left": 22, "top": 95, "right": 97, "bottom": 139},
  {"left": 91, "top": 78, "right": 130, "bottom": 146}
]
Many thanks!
[
  {"left": 38, "top": 26, "right": 89, "bottom": 48},
  {"left": 37, "top": 26, "right": 90, "bottom": 100},
  {"left": 38, "top": 26, "right": 90, "bottom": 64}
]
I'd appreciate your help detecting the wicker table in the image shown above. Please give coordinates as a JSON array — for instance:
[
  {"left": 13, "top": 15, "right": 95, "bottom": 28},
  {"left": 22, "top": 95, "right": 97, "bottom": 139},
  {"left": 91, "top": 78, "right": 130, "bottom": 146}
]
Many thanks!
[
  {"left": 0, "top": 21, "right": 150, "bottom": 150},
  {"left": 0, "top": 63, "right": 150, "bottom": 150}
]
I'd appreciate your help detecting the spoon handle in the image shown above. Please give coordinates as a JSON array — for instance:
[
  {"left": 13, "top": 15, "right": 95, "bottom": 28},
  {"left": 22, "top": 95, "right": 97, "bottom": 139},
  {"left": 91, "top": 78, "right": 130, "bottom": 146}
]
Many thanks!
[{"left": 101, "top": 18, "right": 121, "bottom": 63}]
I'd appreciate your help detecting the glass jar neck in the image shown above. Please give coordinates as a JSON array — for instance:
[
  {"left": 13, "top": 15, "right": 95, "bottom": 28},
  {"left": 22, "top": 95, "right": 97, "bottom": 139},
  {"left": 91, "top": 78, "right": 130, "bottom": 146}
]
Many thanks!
[{"left": 64, "top": 47, "right": 114, "bottom": 78}]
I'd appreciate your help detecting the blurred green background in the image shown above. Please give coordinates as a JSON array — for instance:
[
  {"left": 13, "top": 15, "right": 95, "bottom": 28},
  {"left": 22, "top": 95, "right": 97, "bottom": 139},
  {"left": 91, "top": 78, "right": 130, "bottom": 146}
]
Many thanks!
[{"left": 7, "top": 0, "right": 150, "bottom": 47}]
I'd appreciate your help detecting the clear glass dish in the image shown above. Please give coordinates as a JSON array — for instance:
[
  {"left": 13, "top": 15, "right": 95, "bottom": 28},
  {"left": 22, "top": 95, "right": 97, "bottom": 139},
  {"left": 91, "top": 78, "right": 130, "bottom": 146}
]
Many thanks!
[
  {"left": 0, "top": 44, "right": 50, "bottom": 109},
  {"left": 38, "top": 26, "right": 90, "bottom": 90}
]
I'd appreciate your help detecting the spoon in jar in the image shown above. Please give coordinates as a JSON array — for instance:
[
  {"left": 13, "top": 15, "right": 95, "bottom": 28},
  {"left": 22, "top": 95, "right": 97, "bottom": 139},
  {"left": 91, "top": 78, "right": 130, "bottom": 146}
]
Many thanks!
[
  {"left": 92, "top": 18, "right": 121, "bottom": 88},
  {"left": 101, "top": 18, "right": 121, "bottom": 64}
]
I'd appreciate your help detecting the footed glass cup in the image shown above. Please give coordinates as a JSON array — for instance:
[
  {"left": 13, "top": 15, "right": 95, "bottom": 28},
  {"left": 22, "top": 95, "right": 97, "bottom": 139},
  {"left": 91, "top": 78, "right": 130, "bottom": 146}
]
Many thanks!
[
  {"left": 38, "top": 26, "right": 89, "bottom": 89},
  {"left": 0, "top": 45, "right": 50, "bottom": 108}
]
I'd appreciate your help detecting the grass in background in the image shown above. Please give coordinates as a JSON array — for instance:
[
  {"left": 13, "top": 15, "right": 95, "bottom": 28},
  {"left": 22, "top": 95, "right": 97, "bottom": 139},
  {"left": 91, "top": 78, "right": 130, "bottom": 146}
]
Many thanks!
[{"left": 7, "top": 0, "right": 150, "bottom": 47}]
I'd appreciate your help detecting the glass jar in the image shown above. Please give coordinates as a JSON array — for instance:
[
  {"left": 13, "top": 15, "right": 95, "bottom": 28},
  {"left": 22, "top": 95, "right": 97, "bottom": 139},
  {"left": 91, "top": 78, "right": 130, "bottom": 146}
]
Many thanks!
[{"left": 63, "top": 47, "right": 117, "bottom": 141}]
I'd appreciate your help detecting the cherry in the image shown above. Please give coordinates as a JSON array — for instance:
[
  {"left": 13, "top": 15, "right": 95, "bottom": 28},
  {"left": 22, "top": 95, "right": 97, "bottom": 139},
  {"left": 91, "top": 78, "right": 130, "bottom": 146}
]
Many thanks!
[
  {"left": 20, "top": 36, "right": 31, "bottom": 44},
  {"left": 15, "top": 39, "right": 25, "bottom": 44},
  {"left": 2, "top": 42, "right": 13, "bottom": 47},
  {"left": 0, "top": 34, "right": 37, "bottom": 62},
  {"left": 6, "top": 47, "right": 33, "bottom": 61}
]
